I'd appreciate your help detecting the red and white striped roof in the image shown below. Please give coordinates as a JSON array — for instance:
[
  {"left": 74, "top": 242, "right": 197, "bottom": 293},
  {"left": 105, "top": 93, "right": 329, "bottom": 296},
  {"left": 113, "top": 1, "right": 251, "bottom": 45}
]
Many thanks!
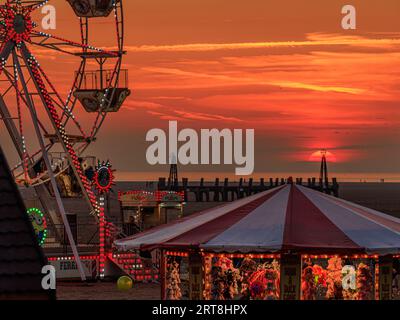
[{"left": 115, "top": 185, "right": 400, "bottom": 255}]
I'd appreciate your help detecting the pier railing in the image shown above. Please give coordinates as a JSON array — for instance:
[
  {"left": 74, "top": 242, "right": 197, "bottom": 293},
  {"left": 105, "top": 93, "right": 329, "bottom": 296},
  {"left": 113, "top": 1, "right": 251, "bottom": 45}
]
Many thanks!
[{"left": 157, "top": 176, "right": 339, "bottom": 202}]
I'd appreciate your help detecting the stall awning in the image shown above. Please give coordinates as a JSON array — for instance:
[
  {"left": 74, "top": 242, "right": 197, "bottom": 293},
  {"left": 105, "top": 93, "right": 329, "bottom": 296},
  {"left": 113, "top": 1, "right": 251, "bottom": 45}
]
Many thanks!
[{"left": 115, "top": 185, "right": 400, "bottom": 255}]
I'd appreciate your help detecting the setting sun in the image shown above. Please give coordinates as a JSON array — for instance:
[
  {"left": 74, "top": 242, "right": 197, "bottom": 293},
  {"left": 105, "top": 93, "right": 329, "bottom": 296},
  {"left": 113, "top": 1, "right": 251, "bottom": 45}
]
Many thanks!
[{"left": 309, "top": 150, "right": 337, "bottom": 162}]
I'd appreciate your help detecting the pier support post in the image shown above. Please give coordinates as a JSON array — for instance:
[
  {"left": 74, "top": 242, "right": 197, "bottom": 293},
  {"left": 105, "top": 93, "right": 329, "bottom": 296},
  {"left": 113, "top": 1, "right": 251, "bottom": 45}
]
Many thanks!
[
  {"left": 158, "top": 177, "right": 166, "bottom": 190},
  {"left": 332, "top": 178, "right": 339, "bottom": 197},
  {"left": 311, "top": 177, "right": 316, "bottom": 187},
  {"left": 213, "top": 178, "right": 220, "bottom": 201},
  {"left": 248, "top": 178, "right": 253, "bottom": 196},
  {"left": 223, "top": 178, "right": 229, "bottom": 201},
  {"left": 238, "top": 178, "right": 244, "bottom": 198}
]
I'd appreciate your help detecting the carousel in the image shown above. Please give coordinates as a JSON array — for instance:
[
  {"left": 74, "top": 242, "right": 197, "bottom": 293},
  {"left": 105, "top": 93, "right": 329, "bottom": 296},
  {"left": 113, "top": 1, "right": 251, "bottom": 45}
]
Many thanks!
[{"left": 115, "top": 184, "right": 400, "bottom": 300}]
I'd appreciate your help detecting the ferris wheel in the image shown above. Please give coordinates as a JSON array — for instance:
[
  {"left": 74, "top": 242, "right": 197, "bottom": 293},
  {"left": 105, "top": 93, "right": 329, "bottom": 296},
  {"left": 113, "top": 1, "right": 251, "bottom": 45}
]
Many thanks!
[
  {"left": 0, "top": 0, "right": 129, "bottom": 215},
  {"left": 0, "top": 0, "right": 129, "bottom": 280}
]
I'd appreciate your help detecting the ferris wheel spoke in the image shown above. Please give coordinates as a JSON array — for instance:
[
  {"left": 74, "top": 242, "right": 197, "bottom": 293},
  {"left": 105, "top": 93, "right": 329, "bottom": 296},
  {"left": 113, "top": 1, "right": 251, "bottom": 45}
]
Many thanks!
[
  {"left": 20, "top": 43, "right": 101, "bottom": 217},
  {"left": 1, "top": 44, "right": 53, "bottom": 176},
  {"left": 90, "top": 111, "right": 106, "bottom": 139},
  {"left": 1, "top": 58, "right": 50, "bottom": 137},
  {"left": 31, "top": 31, "right": 120, "bottom": 57},
  {"left": 5, "top": 43, "right": 87, "bottom": 138},
  {"left": 1, "top": 0, "right": 47, "bottom": 11},
  {"left": 29, "top": 40, "right": 81, "bottom": 57},
  {"left": 34, "top": 61, "right": 88, "bottom": 138},
  {"left": 60, "top": 60, "right": 85, "bottom": 125},
  {"left": 0, "top": 69, "right": 17, "bottom": 97},
  {"left": 11, "top": 50, "right": 31, "bottom": 182},
  {"left": 9, "top": 50, "right": 51, "bottom": 139},
  {"left": 30, "top": 1, "right": 52, "bottom": 10},
  {"left": 10, "top": 49, "right": 51, "bottom": 181},
  {"left": 0, "top": 94, "right": 26, "bottom": 161},
  {"left": 0, "top": 41, "right": 14, "bottom": 75},
  {"left": 13, "top": 45, "right": 87, "bottom": 281}
]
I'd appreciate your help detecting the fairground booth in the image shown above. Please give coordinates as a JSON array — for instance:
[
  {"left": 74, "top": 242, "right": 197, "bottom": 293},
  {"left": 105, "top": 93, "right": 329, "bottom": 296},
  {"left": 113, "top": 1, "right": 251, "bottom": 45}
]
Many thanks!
[
  {"left": 115, "top": 184, "right": 400, "bottom": 300},
  {"left": 118, "top": 191, "right": 185, "bottom": 233}
]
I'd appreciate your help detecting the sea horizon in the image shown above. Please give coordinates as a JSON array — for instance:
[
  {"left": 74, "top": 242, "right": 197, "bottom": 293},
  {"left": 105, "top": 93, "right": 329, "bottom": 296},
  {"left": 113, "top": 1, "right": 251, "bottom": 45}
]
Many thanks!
[{"left": 114, "top": 171, "right": 400, "bottom": 183}]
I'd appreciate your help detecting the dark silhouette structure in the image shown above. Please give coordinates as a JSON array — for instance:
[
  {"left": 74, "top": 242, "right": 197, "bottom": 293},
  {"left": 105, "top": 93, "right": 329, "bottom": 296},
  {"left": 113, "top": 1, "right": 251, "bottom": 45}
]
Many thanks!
[
  {"left": 167, "top": 162, "right": 179, "bottom": 191},
  {"left": 0, "top": 145, "right": 54, "bottom": 300},
  {"left": 320, "top": 150, "right": 329, "bottom": 189}
]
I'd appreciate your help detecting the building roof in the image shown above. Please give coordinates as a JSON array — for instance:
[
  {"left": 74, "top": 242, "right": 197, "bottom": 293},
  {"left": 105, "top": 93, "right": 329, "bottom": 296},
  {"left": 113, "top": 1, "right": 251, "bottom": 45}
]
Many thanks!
[
  {"left": 0, "top": 145, "right": 53, "bottom": 300},
  {"left": 115, "top": 184, "right": 400, "bottom": 255}
]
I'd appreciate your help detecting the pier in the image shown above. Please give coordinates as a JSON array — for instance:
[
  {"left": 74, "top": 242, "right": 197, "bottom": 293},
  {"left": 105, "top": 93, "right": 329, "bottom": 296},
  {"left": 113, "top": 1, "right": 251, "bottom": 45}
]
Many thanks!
[{"left": 157, "top": 176, "right": 339, "bottom": 202}]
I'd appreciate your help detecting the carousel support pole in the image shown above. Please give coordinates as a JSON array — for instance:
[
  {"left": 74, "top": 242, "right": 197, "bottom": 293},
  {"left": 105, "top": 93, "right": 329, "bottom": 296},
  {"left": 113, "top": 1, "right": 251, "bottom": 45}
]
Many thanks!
[
  {"left": 160, "top": 249, "right": 167, "bottom": 300},
  {"left": 99, "top": 195, "right": 106, "bottom": 279},
  {"left": 378, "top": 255, "right": 393, "bottom": 300},
  {"left": 280, "top": 254, "right": 301, "bottom": 300},
  {"left": 189, "top": 252, "right": 203, "bottom": 300}
]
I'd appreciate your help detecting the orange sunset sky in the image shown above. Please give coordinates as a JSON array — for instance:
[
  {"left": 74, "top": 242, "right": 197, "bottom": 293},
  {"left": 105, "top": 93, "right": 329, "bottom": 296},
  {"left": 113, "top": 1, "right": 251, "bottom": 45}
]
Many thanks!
[{"left": 1, "top": 0, "right": 400, "bottom": 181}]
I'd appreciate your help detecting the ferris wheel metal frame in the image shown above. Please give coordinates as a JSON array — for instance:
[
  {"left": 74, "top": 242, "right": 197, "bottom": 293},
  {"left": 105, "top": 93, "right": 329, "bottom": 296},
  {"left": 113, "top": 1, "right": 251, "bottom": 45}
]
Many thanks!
[{"left": 0, "top": 0, "right": 129, "bottom": 281}]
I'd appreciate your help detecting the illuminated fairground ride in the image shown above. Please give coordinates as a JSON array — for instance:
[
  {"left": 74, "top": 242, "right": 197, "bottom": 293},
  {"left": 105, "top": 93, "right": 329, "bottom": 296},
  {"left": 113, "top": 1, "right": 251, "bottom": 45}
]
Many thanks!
[{"left": 0, "top": 0, "right": 130, "bottom": 280}]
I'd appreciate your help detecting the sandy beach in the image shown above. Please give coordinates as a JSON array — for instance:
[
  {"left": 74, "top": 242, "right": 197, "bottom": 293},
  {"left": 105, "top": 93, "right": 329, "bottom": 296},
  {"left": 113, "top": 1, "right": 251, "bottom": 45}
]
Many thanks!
[{"left": 57, "top": 282, "right": 161, "bottom": 300}]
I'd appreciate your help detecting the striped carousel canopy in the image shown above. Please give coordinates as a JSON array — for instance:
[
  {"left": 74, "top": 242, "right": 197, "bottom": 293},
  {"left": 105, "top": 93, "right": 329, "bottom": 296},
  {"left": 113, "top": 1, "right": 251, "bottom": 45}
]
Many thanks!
[{"left": 115, "top": 185, "right": 400, "bottom": 255}]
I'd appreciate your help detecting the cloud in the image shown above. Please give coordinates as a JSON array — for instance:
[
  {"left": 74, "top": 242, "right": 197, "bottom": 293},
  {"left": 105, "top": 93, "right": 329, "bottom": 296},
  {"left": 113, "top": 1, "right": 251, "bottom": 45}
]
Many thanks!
[
  {"left": 123, "top": 33, "right": 400, "bottom": 53},
  {"left": 122, "top": 100, "right": 164, "bottom": 110},
  {"left": 143, "top": 66, "right": 365, "bottom": 95},
  {"left": 174, "top": 110, "right": 243, "bottom": 122},
  {"left": 146, "top": 108, "right": 243, "bottom": 123},
  {"left": 270, "top": 81, "right": 365, "bottom": 94}
]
